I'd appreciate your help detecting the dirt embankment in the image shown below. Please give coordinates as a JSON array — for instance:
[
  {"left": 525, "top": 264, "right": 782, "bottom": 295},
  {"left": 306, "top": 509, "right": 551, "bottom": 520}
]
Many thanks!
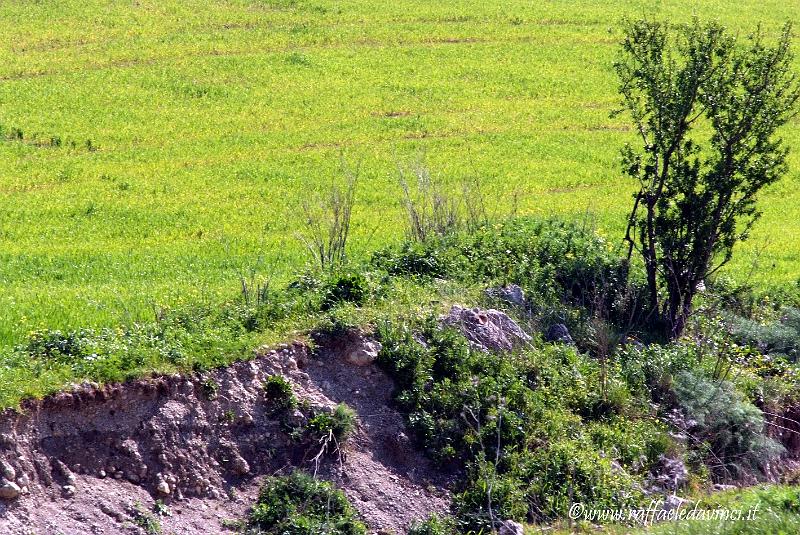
[{"left": 0, "top": 340, "right": 451, "bottom": 534}]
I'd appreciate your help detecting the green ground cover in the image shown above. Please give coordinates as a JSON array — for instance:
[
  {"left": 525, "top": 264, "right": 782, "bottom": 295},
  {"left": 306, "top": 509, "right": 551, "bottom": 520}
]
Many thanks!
[{"left": 1, "top": 0, "right": 800, "bottom": 349}]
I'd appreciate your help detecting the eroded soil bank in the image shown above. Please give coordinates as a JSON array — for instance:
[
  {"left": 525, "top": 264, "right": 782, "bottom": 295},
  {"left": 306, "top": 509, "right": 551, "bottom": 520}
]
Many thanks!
[{"left": 0, "top": 340, "right": 450, "bottom": 534}]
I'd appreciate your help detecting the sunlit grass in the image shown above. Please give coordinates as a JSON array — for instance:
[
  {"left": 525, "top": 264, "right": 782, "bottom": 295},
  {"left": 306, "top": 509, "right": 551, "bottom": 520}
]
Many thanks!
[{"left": 1, "top": 0, "right": 800, "bottom": 350}]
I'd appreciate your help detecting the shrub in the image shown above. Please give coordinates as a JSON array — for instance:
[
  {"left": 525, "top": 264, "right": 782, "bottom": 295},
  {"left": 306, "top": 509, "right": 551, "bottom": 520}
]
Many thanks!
[
  {"left": 320, "top": 271, "right": 369, "bottom": 311},
  {"left": 729, "top": 307, "right": 800, "bottom": 361},
  {"left": 306, "top": 403, "right": 357, "bottom": 442},
  {"left": 264, "top": 375, "right": 297, "bottom": 411},
  {"left": 673, "top": 371, "right": 784, "bottom": 479},
  {"left": 407, "top": 514, "right": 458, "bottom": 535},
  {"left": 248, "top": 472, "right": 366, "bottom": 534}
]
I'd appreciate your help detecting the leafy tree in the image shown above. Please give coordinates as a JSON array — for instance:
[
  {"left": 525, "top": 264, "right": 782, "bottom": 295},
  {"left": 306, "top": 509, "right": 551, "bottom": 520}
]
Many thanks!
[{"left": 614, "top": 18, "right": 800, "bottom": 339}]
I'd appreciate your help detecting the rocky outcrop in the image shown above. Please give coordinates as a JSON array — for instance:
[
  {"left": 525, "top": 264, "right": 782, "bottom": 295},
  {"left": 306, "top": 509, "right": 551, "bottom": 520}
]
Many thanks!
[{"left": 442, "top": 305, "right": 531, "bottom": 351}]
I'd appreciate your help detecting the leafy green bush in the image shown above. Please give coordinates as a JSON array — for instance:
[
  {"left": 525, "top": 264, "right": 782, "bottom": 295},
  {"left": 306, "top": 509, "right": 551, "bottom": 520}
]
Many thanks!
[
  {"left": 264, "top": 375, "right": 297, "bottom": 411},
  {"left": 320, "top": 271, "right": 370, "bottom": 311},
  {"left": 248, "top": 472, "right": 366, "bottom": 534},
  {"left": 729, "top": 307, "right": 800, "bottom": 361},
  {"left": 306, "top": 403, "right": 357, "bottom": 442},
  {"left": 377, "top": 316, "right": 667, "bottom": 529},
  {"left": 672, "top": 371, "right": 783, "bottom": 479}
]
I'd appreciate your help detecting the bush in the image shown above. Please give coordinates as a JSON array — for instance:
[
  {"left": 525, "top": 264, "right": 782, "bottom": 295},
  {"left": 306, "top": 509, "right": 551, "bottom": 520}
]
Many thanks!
[
  {"left": 264, "top": 375, "right": 297, "bottom": 411},
  {"left": 320, "top": 271, "right": 370, "bottom": 311},
  {"left": 729, "top": 307, "right": 800, "bottom": 361},
  {"left": 248, "top": 472, "right": 366, "bottom": 534},
  {"left": 377, "top": 316, "right": 665, "bottom": 529},
  {"left": 672, "top": 371, "right": 784, "bottom": 479},
  {"left": 306, "top": 403, "right": 357, "bottom": 442}
]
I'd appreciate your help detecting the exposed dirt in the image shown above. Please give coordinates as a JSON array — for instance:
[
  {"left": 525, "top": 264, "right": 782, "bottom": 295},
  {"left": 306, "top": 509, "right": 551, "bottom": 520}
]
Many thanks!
[{"left": 0, "top": 340, "right": 451, "bottom": 534}]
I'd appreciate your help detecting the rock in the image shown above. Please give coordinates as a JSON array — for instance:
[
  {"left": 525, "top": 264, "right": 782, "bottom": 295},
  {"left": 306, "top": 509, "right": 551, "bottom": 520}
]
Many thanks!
[
  {"left": 662, "top": 494, "right": 686, "bottom": 511},
  {"left": 0, "top": 459, "right": 15, "bottom": 481},
  {"left": 485, "top": 284, "right": 526, "bottom": 307},
  {"left": 498, "top": 519, "right": 524, "bottom": 535},
  {"left": 231, "top": 456, "right": 250, "bottom": 475},
  {"left": 544, "top": 323, "right": 574, "bottom": 345},
  {"left": 62, "top": 484, "right": 76, "bottom": 497},
  {"left": 647, "top": 455, "right": 688, "bottom": 492},
  {"left": 98, "top": 470, "right": 106, "bottom": 478},
  {"left": 0, "top": 480, "right": 21, "bottom": 500},
  {"left": 441, "top": 305, "right": 531, "bottom": 352},
  {"left": 344, "top": 333, "right": 383, "bottom": 366},
  {"left": 288, "top": 409, "right": 307, "bottom": 427},
  {"left": 16, "top": 474, "right": 29, "bottom": 487},
  {"left": 156, "top": 480, "right": 171, "bottom": 495}
]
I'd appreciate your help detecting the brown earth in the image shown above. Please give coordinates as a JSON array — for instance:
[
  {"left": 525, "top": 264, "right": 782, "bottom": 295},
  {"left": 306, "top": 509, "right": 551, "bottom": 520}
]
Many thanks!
[{"left": 0, "top": 340, "right": 451, "bottom": 534}]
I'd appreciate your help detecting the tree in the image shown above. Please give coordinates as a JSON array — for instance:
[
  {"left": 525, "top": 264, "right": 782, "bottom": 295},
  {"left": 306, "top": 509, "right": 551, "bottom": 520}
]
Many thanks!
[{"left": 614, "top": 18, "right": 800, "bottom": 339}]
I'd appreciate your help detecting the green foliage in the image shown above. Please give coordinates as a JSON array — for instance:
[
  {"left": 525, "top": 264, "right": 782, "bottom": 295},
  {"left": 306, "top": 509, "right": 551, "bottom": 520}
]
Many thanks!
[
  {"left": 264, "top": 375, "right": 297, "bottom": 411},
  {"left": 408, "top": 514, "right": 458, "bottom": 535},
  {"left": 613, "top": 485, "right": 800, "bottom": 535},
  {"left": 729, "top": 307, "right": 800, "bottom": 361},
  {"left": 3, "top": 2, "right": 800, "bottom": 358},
  {"left": 377, "top": 316, "right": 668, "bottom": 529},
  {"left": 672, "top": 371, "right": 783, "bottom": 479},
  {"left": 614, "top": 18, "right": 800, "bottom": 339},
  {"left": 130, "top": 502, "right": 162, "bottom": 535},
  {"left": 306, "top": 403, "right": 357, "bottom": 442},
  {"left": 615, "top": 17, "right": 800, "bottom": 339},
  {"left": 248, "top": 472, "right": 366, "bottom": 534},
  {"left": 321, "top": 271, "right": 370, "bottom": 311}
]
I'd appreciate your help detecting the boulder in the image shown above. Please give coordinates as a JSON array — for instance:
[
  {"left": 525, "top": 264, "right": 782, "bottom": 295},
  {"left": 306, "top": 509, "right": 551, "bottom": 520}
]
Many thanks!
[
  {"left": 344, "top": 333, "right": 383, "bottom": 366},
  {"left": 647, "top": 454, "right": 688, "bottom": 492},
  {"left": 485, "top": 284, "right": 526, "bottom": 307},
  {"left": 442, "top": 305, "right": 531, "bottom": 352},
  {"left": 544, "top": 323, "right": 574, "bottom": 345}
]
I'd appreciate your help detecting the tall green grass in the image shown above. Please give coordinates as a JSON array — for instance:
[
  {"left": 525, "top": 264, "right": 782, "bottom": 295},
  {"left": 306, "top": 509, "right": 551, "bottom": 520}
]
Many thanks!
[{"left": 1, "top": 0, "right": 800, "bottom": 349}]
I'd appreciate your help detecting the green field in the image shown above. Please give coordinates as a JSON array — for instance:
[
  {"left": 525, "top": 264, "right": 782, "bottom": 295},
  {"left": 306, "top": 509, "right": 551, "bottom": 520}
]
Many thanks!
[{"left": 2, "top": 0, "right": 800, "bottom": 350}]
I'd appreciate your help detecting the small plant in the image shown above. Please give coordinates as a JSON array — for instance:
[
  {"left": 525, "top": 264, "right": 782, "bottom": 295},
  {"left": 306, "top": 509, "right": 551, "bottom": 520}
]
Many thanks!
[
  {"left": 248, "top": 471, "right": 366, "bottom": 534},
  {"left": 307, "top": 403, "right": 357, "bottom": 442},
  {"left": 297, "top": 162, "right": 359, "bottom": 271},
  {"left": 153, "top": 500, "right": 171, "bottom": 517},
  {"left": 201, "top": 378, "right": 219, "bottom": 400},
  {"left": 398, "top": 162, "right": 488, "bottom": 242},
  {"left": 264, "top": 375, "right": 297, "bottom": 411},
  {"left": 408, "top": 514, "right": 458, "bottom": 535},
  {"left": 130, "top": 502, "right": 162, "bottom": 534},
  {"left": 673, "top": 370, "right": 784, "bottom": 479}
]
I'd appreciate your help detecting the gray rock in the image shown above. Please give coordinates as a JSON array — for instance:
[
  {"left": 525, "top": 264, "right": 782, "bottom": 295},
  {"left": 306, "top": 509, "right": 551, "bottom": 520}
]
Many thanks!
[
  {"left": 545, "top": 323, "right": 574, "bottom": 345},
  {"left": 288, "top": 409, "right": 307, "bottom": 427},
  {"left": 498, "top": 519, "right": 524, "bottom": 535},
  {"left": 662, "top": 494, "right": 686, "bottom": 511},
  {"left": 648, "top": 454, "right": 689, "bottom": 492},
  {"left": 0, "top": 480, "right": 21, "bottom": 500},
  {"left": 0, "top": 459, "right": 15, "bottom": 481},
  {"left": 442, "top": 305, "right": 531, "bottom": 352},
  {"left": 156, "top": 480, "right": 171, "bottom": 495},
  {"left": 345, "top": 336, "right": 383, "bottom": 366},
  {"left": 231, "top": 455, "right": 250, "bottom": 475},
  {"left": 62, "top": 484, "right": 76, "bottom": 497},
  {"left": 485, "top": 284, "right": 526, "bottom": 307}
]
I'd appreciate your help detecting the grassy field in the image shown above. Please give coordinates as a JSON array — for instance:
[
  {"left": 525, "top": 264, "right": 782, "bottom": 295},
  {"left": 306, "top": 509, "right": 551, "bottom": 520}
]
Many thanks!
[{"left": 1, "top": 0, "right": 800, "bottom": 350}]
